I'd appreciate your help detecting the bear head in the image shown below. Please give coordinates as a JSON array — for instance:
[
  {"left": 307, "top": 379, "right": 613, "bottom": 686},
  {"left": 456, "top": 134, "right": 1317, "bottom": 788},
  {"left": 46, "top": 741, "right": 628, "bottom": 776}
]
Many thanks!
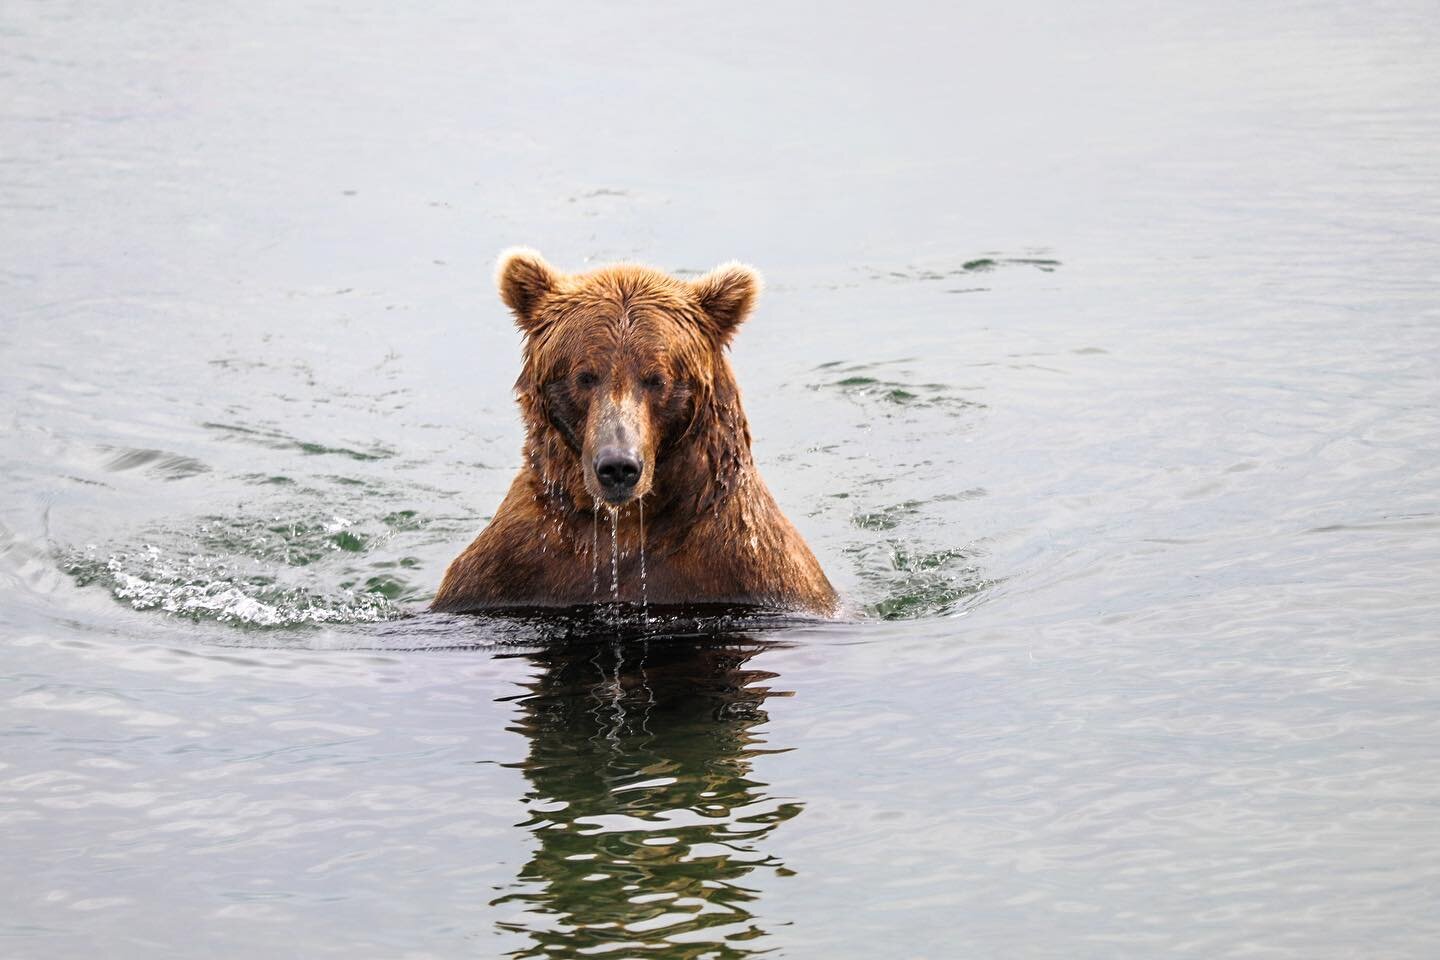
[{"left": 495, "top": 248, "right": 761, "bottom": 512}]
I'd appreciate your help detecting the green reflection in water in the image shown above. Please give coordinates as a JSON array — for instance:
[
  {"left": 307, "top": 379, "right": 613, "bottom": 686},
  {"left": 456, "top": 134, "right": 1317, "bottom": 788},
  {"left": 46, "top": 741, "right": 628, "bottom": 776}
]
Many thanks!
[{"left": 493, "top": 628, "right": 799, "bottom": 958}]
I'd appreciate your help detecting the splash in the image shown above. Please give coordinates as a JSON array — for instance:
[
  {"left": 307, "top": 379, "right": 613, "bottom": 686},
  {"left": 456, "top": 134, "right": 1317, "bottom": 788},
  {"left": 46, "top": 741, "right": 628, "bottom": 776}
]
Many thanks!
[
  {"left": 845, "top": 538, "right": 993, "bottom": 620},
  {"left": 61, "top": 500, "right": 461, "bottom": 628},
  {"left": 63, "top": 547, "right": 401, "bottom": 626}
]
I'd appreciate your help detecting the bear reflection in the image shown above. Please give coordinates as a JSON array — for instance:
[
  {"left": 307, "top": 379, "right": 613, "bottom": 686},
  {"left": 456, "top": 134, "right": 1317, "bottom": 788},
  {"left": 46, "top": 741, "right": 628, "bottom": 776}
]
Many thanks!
[{"left": 492, "top": 622, "right": 800, "bottom": 958}]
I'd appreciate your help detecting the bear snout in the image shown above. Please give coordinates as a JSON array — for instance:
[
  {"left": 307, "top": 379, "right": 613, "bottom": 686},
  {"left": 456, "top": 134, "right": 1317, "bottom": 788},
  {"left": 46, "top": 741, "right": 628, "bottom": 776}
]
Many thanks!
[{"left": 593, "top": 447, "right": 643, "bottom": 501}]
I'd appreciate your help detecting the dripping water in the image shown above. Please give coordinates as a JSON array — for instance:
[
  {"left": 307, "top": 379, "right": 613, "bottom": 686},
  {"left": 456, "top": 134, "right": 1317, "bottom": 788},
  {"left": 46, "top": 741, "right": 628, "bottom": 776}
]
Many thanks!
[
  {"left": 609, "top": 506, "right": 619, "bottom": 605},
  {"left": 638, "top": 496, "right": 649, "bottom": 623},
  {"left": 590, "top": 502, "right": 599, "bottom": 599}
]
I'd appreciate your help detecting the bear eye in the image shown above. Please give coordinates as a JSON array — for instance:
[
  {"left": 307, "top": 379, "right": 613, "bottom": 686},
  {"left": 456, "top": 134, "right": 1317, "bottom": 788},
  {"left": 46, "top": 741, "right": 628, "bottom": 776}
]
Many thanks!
[
  {"left": 641, "top": 373, "right": 666, "bottom": 391},
  {"left": 574, "top": 370, "right": 598, "bottom": 389}
]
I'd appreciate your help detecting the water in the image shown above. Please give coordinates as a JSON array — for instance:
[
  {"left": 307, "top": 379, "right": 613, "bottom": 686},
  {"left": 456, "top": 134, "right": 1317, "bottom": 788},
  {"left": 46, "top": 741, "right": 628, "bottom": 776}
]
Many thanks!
[
  {"left": 610, "top": 508, "right": 620, "bottom": 605},
  {"left": 638, "top": 498, "right": 648, "bottom": 618},
  {"left": 3, "top": 0, "right": 1439, "bottom": 956}
]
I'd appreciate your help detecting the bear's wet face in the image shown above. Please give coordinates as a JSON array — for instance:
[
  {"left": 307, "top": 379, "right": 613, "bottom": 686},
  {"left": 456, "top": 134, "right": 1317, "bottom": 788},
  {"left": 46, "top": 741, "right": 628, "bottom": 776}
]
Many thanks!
[
  {"left": 496, "top": 249, "right": 759, "bottom": 510},
  {"left": 537, "top": 316, "right": 698, "bottom": 506}
]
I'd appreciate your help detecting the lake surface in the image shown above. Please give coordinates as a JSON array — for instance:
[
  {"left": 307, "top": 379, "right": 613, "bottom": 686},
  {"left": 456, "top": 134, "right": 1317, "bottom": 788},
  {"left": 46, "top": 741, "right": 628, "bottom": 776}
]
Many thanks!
[{"left": 3, "top": 1, "right": 1439, "bottom": 957}]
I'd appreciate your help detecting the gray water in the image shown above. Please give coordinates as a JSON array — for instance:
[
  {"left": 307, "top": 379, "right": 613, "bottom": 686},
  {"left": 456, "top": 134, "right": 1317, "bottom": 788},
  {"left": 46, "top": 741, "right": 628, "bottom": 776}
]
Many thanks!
[{"left": 3, "top": 1, "right": 1439, "bottom": 957}]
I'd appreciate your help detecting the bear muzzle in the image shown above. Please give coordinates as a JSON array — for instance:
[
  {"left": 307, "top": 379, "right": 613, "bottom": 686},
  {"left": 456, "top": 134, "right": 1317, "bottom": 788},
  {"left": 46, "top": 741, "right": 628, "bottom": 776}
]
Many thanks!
[
  {"left": 593, "top": 447, "right": 644, "bottom": 502},
  {"left": 584, "top": 392, "right": 652, "bottom": 506}
]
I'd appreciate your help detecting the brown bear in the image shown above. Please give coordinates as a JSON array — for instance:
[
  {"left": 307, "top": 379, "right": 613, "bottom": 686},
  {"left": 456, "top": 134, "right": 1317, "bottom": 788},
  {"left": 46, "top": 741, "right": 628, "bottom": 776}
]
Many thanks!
[{"left": 432, "top": 249, "right": 837, "bottom": 616}]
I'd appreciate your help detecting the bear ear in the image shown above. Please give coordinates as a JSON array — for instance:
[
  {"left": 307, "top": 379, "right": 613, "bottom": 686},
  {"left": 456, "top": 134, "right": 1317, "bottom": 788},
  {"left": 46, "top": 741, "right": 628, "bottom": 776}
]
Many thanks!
[
  {"left": 495, "top": 247, "right": 558, "bottom": 330},
  {"left": 690, "top": 261, "right": 762, "bottom": 345}
]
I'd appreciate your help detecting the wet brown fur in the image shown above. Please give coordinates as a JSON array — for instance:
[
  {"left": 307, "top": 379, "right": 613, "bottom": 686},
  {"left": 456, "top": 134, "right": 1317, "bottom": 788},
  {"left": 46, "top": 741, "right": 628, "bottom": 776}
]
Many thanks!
[{"left": 432, "top": 249, "right": 837, "bottom": 616}]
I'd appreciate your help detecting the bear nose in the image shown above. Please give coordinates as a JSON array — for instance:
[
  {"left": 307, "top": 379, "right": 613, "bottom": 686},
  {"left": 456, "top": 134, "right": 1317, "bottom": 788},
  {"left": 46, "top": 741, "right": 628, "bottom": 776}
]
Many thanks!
[{"left": 594, "top": 447, "right": 642, "bottom": 493}]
